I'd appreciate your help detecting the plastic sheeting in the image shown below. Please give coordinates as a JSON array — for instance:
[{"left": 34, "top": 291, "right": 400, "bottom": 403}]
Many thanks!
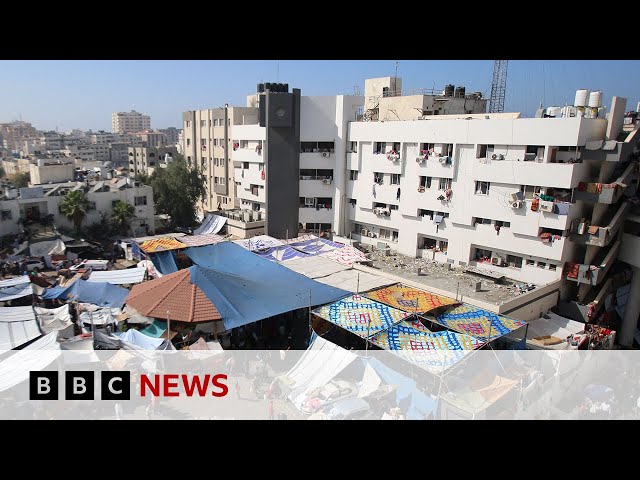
[
  {"left": 233, "top": 235, "right": 284, "bottom": 251},
  {"left": 435, "top": 304, "right": 527, "bottom": 341},
  {"left": 79, "top": 305, "right": 121, "bottom": 325},
  {"left": 184, "top": 243, "right": 350, "bottom": 330},
  {"left": 141, "top": 320, "right": 167, "bottom": 338},
  {"left": 34, "top": 305, "right": 73, "bottom": 334},
  {"left": 150, "top": 250, "right": 178, "bottom": 275},
  {"left": 281, "top": 256, "right": 351, "bottom": 278},
  {"left": 193, "top": 214, "right": 227, "bottom": 235},
  {"left": 29, "top": 238, "right": 66, "bottom": 257},
  {"left": 0, "top": 306, "right": 41, "bottom": 350},
  {"left": 253, "top": 245, "right": 310, "bottom": 263},
  {"left": 366, "top": 284, "right": 458, "bottom": 314},
  {"left": 180, "top": 234, "right": 226, "bottom": 248},
  {"left": 0, "top": 276, "right": 30, "bottom": 288},
  {"left": 40, "top": 279, "right": 129, "bottom": 309},
  {"left": 319, "top": 245, "right": 369, "bottom": 266},
  {"left": 116, "top": 329, "right": 166, "bottom": 350},
  {"left": 0, "top": 332, "right": 60, "bottom": 393},
  {"left": 0, "top": 282, "right": 33, "bottom": 302},
  {"left": 288, "top": 237, "right": 345, "bottom": 255},
  {"left": 313, "top": 270, "right": 395, "bottom": 293},
  {"left": 86, "top": 267, "right": 146, "bottom": 285}
]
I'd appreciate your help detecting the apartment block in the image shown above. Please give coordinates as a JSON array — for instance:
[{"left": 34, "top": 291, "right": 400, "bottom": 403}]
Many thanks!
[
  {"left": 127, "top": 146, "right": 177, "bottom": 176},
  {"left": 112, "top": 110, "right": 151, "bottom": 134}
]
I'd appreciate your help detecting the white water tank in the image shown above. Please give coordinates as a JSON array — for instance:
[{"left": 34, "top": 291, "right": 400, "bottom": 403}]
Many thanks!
[
  {"left": 588, "top": 90, "right": 602, "bottom": 108},
  {"left": 574, "top": 89, "right": 589, "bottom": 107},
  {"left": 546, "top": 106, "right": 561, "bottom": 117},
  {"left": 561, "top": 105, "right": 576, "bottom": 118}
]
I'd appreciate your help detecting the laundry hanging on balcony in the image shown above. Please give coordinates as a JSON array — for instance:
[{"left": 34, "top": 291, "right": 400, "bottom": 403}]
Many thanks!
[
  {"left": 539, "top": 232, "right": 552, "bottom": 243},
  {"left": 586, "top": 183, "right": 603, "bottom": 194},
  {"left": 564, "top": 262, "right": 580, "bottom": 279},
  {"left": 261, "top": 170, "right": 265, "bottom": 180},
  {"left": 553, "top": 202, "right": 571, "bottom": 215},
  {"left": 396, "top": 187, "right": 401, "bottom": 200}
]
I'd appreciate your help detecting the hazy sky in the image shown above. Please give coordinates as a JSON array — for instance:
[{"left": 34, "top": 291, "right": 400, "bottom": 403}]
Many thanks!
[{"left": 1, "top": 60, "right": 638, "bottom": 132}]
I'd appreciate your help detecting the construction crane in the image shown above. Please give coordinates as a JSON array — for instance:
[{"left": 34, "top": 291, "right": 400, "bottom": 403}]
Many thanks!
[{"left": 489, "top": 60, "right": 508, "bottom": 113}]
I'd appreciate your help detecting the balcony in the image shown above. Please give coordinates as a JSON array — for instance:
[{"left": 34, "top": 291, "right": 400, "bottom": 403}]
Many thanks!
[
  {"left": 569, "top": 201, "right": 629, "bottom": 247},
  {"left": 564, "top": 240, "right": 620, "bottom": 286},
  {"left": 300, "top": 151, "right": 335, "bottom": 169},
  {"left": 472, "top": 157, "right": 589, "bottom": 189},
  {"left": 232, "top": 146, "right": 264, "bottom": 163},
  {"left": 573, "top": 161, "right": 637, "bottom": 204}
]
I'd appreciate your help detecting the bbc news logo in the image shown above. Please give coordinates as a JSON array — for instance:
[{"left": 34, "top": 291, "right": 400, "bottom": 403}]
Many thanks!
[{"left": 29, "top": 372, "right": 228, "bottom": 400}]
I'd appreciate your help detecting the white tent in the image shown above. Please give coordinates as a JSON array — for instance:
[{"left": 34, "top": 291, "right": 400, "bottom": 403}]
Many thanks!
[
  {"left": 86, "top": 267, "right": 146, "bottom": 285},
  {"left": 194, "top": 214, "right": 227, "bottom": 235},
  {"left": 234, "top": 235, "right": 284, "bottom": 251},
  {"left": 34, "top": 305, "right": 74, "bottom": 335},
  {"left": 0, "top": 306, "right": 42, "bottom": 350},
  {"left": 0, "top": 276, "right": 30, "bottom": 288},
  {"left": 78, "top": 304, "right": 121, "bottom": 326},
  {"left": 29, "top": 238, "right": 66, "bottom": 257},
  {"left": 0, "top": 332, "right": 60, "bottom": 393},
  {"left": 526, "top": 312, "right": 587, "bottom": 350},
  {"left": 281, "top": 255, "right": 351, "bottom": 278},
  {"left": 282, "top": 335, "right": 358, "bottom": 409},
  {"left": 0, "top": 282, "right": 33, "bottom": 302}
]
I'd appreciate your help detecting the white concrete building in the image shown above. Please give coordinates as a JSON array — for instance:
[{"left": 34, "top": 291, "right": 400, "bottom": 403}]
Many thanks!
[{"left": 112, "top": 110, "right": 151, "bottom": 134}]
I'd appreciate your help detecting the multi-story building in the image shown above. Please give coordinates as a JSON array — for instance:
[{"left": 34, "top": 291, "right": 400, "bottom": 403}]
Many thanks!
[
  {"left": 127, "top": 146, "right": 177, "bottom": 176},
  {"left": 133, "top": 130, "right": 167, "bottom": 148},
  {"left": 159, "top": 127, "right": 181, "bottom": 146},
  {"left": 112, "top": 110, "right": 151, "bottom": 134},
  {"left": 40, "top": 131, "right": 65, "bottom": 151},
  {"left": 89, "top": 131, "right": 121, "bottom": 144},
  {"left": 0, "top": 121, "right": 38, "bottom": 152}
]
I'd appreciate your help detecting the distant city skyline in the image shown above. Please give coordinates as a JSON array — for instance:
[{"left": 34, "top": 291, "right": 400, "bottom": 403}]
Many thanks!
[{"left": 1, "top": 60, "right": 639, "bottom": 131}]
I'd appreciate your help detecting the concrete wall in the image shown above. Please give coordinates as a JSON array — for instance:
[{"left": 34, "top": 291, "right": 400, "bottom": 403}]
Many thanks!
[
  {"left": 29, "top": 163, "right": 74, "bottom": 185},
  {"left": 0, "top": 199, "right": 21, "bottom": 236}
]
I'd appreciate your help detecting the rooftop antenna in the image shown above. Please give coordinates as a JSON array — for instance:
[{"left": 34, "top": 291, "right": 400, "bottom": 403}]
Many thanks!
[
  {"left": 393, "top": 61, "right": 399, "bottom": 95},
  {"left": 276, "top": 60, "right": 279, "bottom": 82}
]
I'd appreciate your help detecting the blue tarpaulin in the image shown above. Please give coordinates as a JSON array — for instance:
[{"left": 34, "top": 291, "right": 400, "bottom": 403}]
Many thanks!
[
  {"left": 184, "top": 242, "right": 350, "bottom": 330},
  {"left": 131, "top": 241, "right": 142, "bottom": 259},
  {"left": 40, "top": 280, "right": 129, "bottom": 309},
  {"left": 150, "top": 250, "right": 178, "bottom": 275},
  {"left": 116, "top": 329, "right": 165, "bottom": 349}
]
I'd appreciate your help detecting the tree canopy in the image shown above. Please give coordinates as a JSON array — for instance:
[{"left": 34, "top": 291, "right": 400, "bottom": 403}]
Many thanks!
[
  {"left": 150, "top": 158, "right": 206, "bottom": 228},
  {"left": 111, "top": 200, "right": 136, "bottom": 235},
  {"left": 59, "top": 190, "right": 90, "bottom": 232},
  {"left": 9, "top": 172, "right": 29, "bottom": 188}
]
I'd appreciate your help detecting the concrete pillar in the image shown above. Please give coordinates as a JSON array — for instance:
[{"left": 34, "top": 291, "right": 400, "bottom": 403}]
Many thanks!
[{"left": 619, "top": 266, "right": 640, "bottom": 346}]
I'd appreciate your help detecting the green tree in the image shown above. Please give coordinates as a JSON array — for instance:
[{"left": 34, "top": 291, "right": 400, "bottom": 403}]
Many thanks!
[
  {"left": 0, "top": 165, "right": 5, "bottom": 178},
  {"left": 87, "top": 212, "right": 112, "bottom": 240},
  {"left": 59, "top": 190, "right": 90, "bottom": 232},
  {"left": 9, "top": 172, "right": 30, "bottom": 188},
  {"left": 111, "top": 200, "right": 136, "bottom": 235},
  {"left": 150, "top": 158, "right": 206, "bottom": 228},
  {"left": 135, "top": 173, "right": 150, "bottom": 185}
]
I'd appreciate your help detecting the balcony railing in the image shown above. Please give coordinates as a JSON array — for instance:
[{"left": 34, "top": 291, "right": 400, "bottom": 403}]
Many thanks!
[
  {"left": 569, "top": 201, "right": 629, "bottom": 247},
  {"left": 564, "top": 240, "right": 620, "bottom": 286}
]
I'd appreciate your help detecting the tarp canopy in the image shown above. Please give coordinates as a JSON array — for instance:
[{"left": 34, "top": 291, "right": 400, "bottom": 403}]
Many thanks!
[
  {"left": 319, "top": 245, "right": 369, "bottom": 266},
  {"left": 0, "top": 332, "right": 60, "bottom": 393},
  {"left": 193, "top": 214, "right": 227, "bottom": 235},
  {"left": 34, "top": 305, "right": 73, "bottom": 334},
  {"left": 281, "top": 256, "right": 351, "bottom": 278},
  {"left": 313, "top": 270, "right": 395, "bottom": 293},
  {"left": 79, "top": 305, "right": 121, "bottom": 325},
  {"left": 116, "top": 329, "right": 167, "bottom": 350},
  {"left": 29, "top": 238, "right": 66, "bottom": 257},
  {"left": 282, "top": 335, "right": 358, "bottom": 408},
  {"left": 526, "top": 312, "right": 586, "bottom": 350},
  {"left": 40, "top": 279, "right": 129, "bottom": 309},
  {"left": 434, "top": 304, "right": 527, "bottom": 342},
  {"left": 0, "top": 276, "right": 30, "bottom": 288},
  {"left": 233, "top": 235, "right": 284, "bottom": 251},
  {"left": 312, "top": 294, "right": 410, "bottom": 339},
  {"left": 139, "top": 237, "right": 186, "bottom": 253},
  {"left": 0, "top": 282, "right": 33, "bottom": 302},
  {"left": 441, "top": 375, "right": 520, "bottom": 415},
  {"left": 141, "top": 320, "right": 167, "bottom": 338},
  {"left": 180, "top": 233, "right": 226, "bottom": 248},
  {"left": 366, "top": 284, "right": 458, "bottom": 314},
  {"left": 0, "top": 306, "right": 41, "bottom": 350},
  {"left": 86, "top": 267, "right": 146, "bottom": 285},
  {"left": 150, "top": 250, "right": 178, "bottom": 275},
  {"left": 288, "top": 237, "right": 345, "bottom": 255},
  {"left": 184, "top": 243, "right": 350, "bottom": 330},
  {"left": 253, "top": 245, "right": 310, "bottom": 263}
]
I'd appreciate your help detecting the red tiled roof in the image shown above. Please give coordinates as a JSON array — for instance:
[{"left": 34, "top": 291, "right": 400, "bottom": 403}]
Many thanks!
[{"left": 125, "top": 269, "right": 222, "bottom": 323}]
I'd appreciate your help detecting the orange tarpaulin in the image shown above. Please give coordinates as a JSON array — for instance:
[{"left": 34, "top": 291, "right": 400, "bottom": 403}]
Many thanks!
[
  {"left": 365, "top": 284, "right": 458, "bottom": 314},
  {"left": 139, "top": 237, "right": 187, "bottom": 253}
]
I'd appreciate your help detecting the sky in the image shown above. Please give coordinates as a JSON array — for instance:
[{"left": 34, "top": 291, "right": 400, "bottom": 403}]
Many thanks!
[{"left": 1, "top": 60, "right": 639, "bottom": 132}]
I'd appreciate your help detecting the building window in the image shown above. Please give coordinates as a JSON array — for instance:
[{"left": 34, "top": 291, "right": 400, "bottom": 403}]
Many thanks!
[
  {"left": 503, "top": 221, "right": 511, "bottom": 228},
  {"left": 419, "top": 176, "right": 432, "bottom": 189},
  {"left": 374, "top": 172, "right": 384, "bottom": 185},
  {"left": 392, "top": 231, "right": 399, "bottom": 242},
  {"left": 379, "top": 228, "right": 391, "bottom": 239},
  {"left": 213, "top": 119, "right": 218, "bottom": 127},
  {"left": 243, "top": 162, "right": 249, "bottom": 169},
  {"left": 526, "top": 259, "right": 535, "bottom": 266},
  {"left": 220, "top": 177, "right": 225, "bottom": 186},
  {"left": 506, "top": 254, "right": 523, "bottom": 268},
  {"left": 200, "top": 120, "right": 206, "bottom": 127},
  {"left": 439, "top": 178, "right": 452, "bottom": 190},
  {"left": 240, "top": 140, "right": 249, "bottom": 149},
  {"left": 186, "top": 138, "right": 191, "bottom": 146},
  {"left": 420, "top": 209, "right": 434, "bottom": 219},
  {"left": 537, "top": 261, "right": 546, "bottom": 269},
  {"left": 521, "top": 185, "right": 541, "bottom": 200},
  {"left": 349, "top": 170, "right": 358, "bottom": 181},
  {"left": 186, "top": 121, "right": 191, "bottom": 128},
  {"left": 1, "top": 210, "right": 12, "bottom": 220},
  {"left": 475, "top": 181, "right": 490, "bottom": 195},
  {"left": 223, "top": 197, "right": 227, "bottom": 204},
  {"left": 348, "top": 141, "right": 357, "bottom": 153},
  {"left": 349, "top": 198, "right": 357, "bottom": 206},
  {"left": 389, "top": 204, "right": 398, "bottom": 210},
  {"left": 213, "top": 139, "right": 218, "bottom": 146},
  {"left": 214, "top": 177, "right": 219, "bottom": 185},
  {"left": 258, "top": 164, "right": 264, "bottom": 171},
  {"left": 134, "top": 196, "right": 147, "bottom": 206},
  {"left": 390, "top": 174, "right": 401, "bottom": 185},
  {"left": 374, "top": 142, "right": 386, "bottom": 154}
]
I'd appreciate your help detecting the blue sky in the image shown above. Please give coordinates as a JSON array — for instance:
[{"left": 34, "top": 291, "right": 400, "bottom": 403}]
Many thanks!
[{"left": 1, "top": 60, "right": 638, "bottom": 131}]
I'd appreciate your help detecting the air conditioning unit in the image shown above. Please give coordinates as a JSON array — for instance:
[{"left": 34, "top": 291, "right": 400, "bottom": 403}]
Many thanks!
[
  {"left": 361, "top": 228, "right": 368, "bottom": 236},
  {"left": 491, "top": 153, "right": 497, "bottom": 160},
  {"left": 511, "top": 200, "right": 523, "bottom": 208},
  {"left": 438, "top": 157, "right": 446, "bottom": 163},
  {"left": 321, "top": 152, "right": 330, "bottom": 158},
  {"left": 367, "top": 231, "right": 375, "bottom": 238},
  {"left": 322, "top": 178, "right": 332, "bottom": 185},
  {"left": 416, "top": 156, "right": 425, "bottom": 163},
  {"left": 491, "top": 257, "right": 505, "bottom": 266}
]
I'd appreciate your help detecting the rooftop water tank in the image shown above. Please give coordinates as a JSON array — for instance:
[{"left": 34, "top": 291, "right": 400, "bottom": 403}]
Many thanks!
[
  {"left": 588, "top": 90, "right": 602, "bottom": 108},
  {"left": 546, "top": 106, "right": 562, "bottom": 117},
  {"left": 257, "top": 83, "right": 265, "bottom": 93},
  {"left": 562, "top": 105, "right": 576, "bottom": 118},
  {"left": 444, "top": 84, "right": 455, "bottom": 97},
  {"left": 575, "top": 89, "right": 589, "bottom": 107}
]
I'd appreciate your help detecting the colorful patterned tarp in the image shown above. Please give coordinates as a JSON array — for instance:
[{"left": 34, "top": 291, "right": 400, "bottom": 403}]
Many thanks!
[
  {"left": 319, "top": 245, "right": 369, "bottom": 266},
  {"left": 435, "top": 304, "right": 527, "bottom": 341},
  {"left": 289, "top": 238, "right": 345, "bottom": 255},
  {"left": 139, "top": 237, "right": 187, "bottom": 253},
  {"left": 366, "top": 285, "right": 458, "bottom": 314},
  {"left": 234, "top": 235, "right": 284, "bottom": 251},
  {"left": 253, "top": 245, "right": 310, "bottom": 263},
  {"left": 312, "top": 294, "right": 409, "bottom": 338},
  {"left": 180, "top": 234, "right": 226, "bottom": 247},
  {"left": 369, "top": 318, "right": 482, "bottom": 351}
]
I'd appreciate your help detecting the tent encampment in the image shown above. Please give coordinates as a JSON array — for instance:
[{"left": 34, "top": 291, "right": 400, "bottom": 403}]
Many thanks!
[{"left": 0, "top": 306, "right": 42, "bottom": 350}]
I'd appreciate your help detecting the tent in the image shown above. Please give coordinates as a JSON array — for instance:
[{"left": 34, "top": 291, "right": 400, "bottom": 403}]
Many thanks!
[
  {"left": 79, "top": 305, "right": 121, "bottom": 325},
  {"left": 0, "top": 306, "right": 42, "bottom": 350},
  {"left": 86, "top": 267, "right": 146, "bottom": 285},
  {"left": 319, "top": 245, "right": 369, "bottom": 266},
  {"left": 0, "top": 332, "right": 60, "bottom": 393},
  {"left": 34, "top": 304, "right": 73, "bottom": 334},
  {"left": 0, "top": 282, "right": 33, "bottom": 302},
  {"left": 288, "top": 237, "right": 345, "bottom": 255},
  {"left": 282, "top": 335, "right": 358, "bottom": 408},
  {"left": 40, "top": 279, "right": 129, "bottom": 309},
  {"left": 0, "top": 276, "right": 30, "bottom": 288},
  {"left": 184, "top": 243, "right": 350, "bottom": 330},
  {"left": 193, "top": 214, "right": 227, "bottom": 235},
  {"left": 366, "top": 284, "right": 458, "bottom": 315},
  {"left": 233, "top": 235, "right": 284, "bottom": 251},
  {"left": 180, "top": 233, "right": 226, "bottom": 248},
  {"left": 312, "top": 294, "right": 410, "bottom": 339},
  {"left": 138, "top": 237, "right": 187, "bottom": 253},
  {"left": 313, "top": 270, "right": 395, "bottom": 293},
  {"left": 281, "top": 256, "right": 351, "bottom": 278},
  {"left": 116, "top": 329, "right": 171, "bottom": 350},
  {"left": 149, "top": 250, "right": 178, "bottom": 275},
  {"left": 434, "top": 304, "right": 527, "bottom": 342},
  {"left": 29, "top": 238, "right": 66, "bottom": 257},
  {"left": 526, "top": 312, "right": 586, "bottom": 350},
  {"left": 125, "top": 269, "right": 222, "bottom": 323},
  {"left": 252, "top": 245, "right": 310, "bottom": 263}
]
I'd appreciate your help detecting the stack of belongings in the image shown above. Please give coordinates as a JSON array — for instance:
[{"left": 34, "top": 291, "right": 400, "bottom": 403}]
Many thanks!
[{"left": 538, "top": 194, "right": 555, "bottom": 212}]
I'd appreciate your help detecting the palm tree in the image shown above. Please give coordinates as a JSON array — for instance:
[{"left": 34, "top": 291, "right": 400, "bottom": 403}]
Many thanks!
[
  {"left": 111, "top": 200, "right": 136, "bottom": 235},
  {"left": 59, "top": 190, "right": 89, "bottom": 233}
]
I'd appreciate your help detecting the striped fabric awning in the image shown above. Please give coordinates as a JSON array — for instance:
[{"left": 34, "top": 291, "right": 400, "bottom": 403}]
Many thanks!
[{"left": 139, "top": 237, "right": 187, "bottom": 253}]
